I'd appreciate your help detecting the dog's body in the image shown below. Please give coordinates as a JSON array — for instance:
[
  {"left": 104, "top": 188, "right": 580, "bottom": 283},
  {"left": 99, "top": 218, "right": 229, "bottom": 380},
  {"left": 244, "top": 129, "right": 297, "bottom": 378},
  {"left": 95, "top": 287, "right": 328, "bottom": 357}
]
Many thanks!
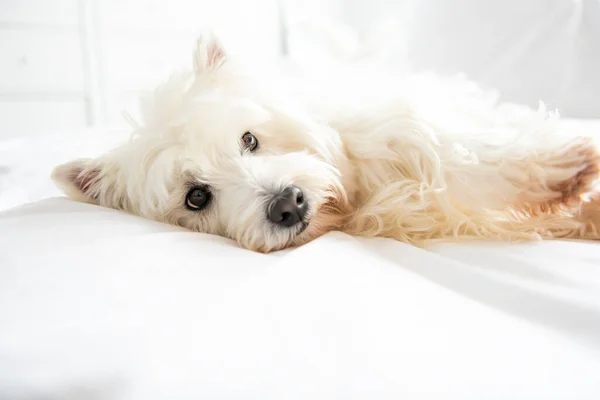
[{"left": 53, "top": 34, "right": 600, "bottom": 252}]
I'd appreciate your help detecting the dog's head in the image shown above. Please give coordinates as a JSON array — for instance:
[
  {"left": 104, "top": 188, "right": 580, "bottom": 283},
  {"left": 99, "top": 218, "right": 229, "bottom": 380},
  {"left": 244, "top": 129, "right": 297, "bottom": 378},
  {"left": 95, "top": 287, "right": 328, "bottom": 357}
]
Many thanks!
[{"left": 52, "top": 34, "right": 352, "bottom": 252}]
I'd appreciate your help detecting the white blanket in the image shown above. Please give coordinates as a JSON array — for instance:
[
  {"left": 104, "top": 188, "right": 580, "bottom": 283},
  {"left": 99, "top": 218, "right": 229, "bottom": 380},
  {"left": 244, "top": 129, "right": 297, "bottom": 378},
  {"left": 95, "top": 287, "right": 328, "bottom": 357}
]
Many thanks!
[
  {"left": 0, "top": 127, "right": 128, "bottom": 211},
  {"left": 1, "top": 200, "right": 600, "bottom": 399},
  {"left": 1, "top": 122, "right": 600, "bottom": 399}
]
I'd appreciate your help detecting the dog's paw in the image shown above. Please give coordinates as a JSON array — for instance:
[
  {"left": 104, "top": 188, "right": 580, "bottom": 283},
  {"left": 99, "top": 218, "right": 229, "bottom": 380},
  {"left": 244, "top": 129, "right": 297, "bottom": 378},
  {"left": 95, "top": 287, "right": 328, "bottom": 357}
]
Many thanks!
[
  {"left": 576, "top": 192, "right": 600, "bottom": 239},
  {"left": 549, "top": 137, "right": 600, "bottom": 205}
]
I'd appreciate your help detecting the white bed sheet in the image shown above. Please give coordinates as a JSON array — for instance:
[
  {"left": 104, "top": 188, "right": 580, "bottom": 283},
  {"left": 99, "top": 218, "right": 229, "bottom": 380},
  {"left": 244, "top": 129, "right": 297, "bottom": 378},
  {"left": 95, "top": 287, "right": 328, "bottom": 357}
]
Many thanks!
[
  {"left": 1, "top": 199, "right": 600, "bottom": 399},
  {"left": 1, "top": 121, "right": 600, "bottom": 399},
  {"left": 0, "top": 127, "right": 129, "bottom": 211}
]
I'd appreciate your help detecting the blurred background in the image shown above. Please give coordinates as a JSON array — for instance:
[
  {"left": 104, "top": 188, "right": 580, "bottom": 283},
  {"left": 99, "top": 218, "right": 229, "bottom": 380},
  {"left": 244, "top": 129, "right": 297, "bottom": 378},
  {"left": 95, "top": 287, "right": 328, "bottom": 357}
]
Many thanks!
[{"left": 1, "top": 0, "right": 599, "bottom": 140}]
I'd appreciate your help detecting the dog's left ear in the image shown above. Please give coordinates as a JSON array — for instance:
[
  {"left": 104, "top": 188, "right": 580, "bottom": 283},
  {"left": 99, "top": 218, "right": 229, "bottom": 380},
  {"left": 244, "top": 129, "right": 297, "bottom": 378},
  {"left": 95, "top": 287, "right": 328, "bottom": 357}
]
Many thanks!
[
  {"left": 51, "top": 159, "right": 103, "bottom": 204},
  {"left": 193, "top": 31, "right": 227, "bottom": 73}
]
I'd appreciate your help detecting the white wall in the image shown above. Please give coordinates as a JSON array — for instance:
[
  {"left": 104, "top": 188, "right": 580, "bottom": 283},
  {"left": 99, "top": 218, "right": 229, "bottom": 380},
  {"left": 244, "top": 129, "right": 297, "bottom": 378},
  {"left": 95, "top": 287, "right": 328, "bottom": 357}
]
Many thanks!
[
  {"left": 287, "top": 0, "right": 600, "bottom": 118},
  {"left": 1, "top": 0, "right": 599, "bottom": 139},
  {"left": 0, "top": 0, "right": 282, "bottom": 138}
]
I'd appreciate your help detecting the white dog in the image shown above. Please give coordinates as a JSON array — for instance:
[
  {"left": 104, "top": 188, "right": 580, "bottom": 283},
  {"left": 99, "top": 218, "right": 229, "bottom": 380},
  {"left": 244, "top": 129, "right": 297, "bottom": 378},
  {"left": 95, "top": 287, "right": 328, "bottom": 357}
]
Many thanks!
[{"left": 52, "top": 33, "right": 600, "bottom": 252}]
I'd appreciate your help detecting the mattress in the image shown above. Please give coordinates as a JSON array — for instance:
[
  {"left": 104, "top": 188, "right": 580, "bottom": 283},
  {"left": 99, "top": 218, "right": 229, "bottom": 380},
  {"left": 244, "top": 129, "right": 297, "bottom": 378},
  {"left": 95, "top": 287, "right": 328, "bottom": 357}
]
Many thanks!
[{"left": 1, "top": 120, "right": 600, "bottom": 399}]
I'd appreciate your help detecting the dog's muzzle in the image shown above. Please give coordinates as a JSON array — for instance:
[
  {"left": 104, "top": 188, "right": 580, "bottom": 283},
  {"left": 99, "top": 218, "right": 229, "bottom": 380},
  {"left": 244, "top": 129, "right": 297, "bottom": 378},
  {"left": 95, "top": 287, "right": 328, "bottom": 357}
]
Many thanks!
[{"left": 267, "top": 186, "right": 308, "bottom": 228}]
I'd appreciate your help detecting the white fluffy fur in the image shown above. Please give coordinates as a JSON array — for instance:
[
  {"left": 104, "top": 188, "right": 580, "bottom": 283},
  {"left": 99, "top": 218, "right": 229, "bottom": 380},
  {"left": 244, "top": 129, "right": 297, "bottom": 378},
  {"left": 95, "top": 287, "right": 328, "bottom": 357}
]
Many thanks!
[{"left": 52, "top": 33, "right": 600, "bottom": 252}]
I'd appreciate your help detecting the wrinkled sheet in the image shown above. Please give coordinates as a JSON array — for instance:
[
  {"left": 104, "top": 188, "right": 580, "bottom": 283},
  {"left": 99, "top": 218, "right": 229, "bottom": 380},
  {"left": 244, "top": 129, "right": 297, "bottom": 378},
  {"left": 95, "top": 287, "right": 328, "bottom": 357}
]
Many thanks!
[
  {"left": 0, "top": 127, "right": 129, "bottom": 211},
  {"left": 0, "top": 198, "right": 599, "bottom": 399}
]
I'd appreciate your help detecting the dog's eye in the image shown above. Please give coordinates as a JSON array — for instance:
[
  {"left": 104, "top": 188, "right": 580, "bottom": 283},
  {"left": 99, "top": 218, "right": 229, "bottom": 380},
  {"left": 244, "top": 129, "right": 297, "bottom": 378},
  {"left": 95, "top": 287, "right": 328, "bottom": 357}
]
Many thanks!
[
  {"left": 241, "top": 132, "right": 258, "bottom": 152},
  {"left": 186, "top": 186, "right": 211, "bottom": 211}
]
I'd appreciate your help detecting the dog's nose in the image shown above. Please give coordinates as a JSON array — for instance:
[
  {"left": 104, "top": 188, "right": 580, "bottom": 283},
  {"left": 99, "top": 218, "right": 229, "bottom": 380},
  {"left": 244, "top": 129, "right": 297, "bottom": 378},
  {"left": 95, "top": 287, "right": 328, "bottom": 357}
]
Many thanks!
[{"left": 267, "top": 186, "right": 307, "bottom": 227}]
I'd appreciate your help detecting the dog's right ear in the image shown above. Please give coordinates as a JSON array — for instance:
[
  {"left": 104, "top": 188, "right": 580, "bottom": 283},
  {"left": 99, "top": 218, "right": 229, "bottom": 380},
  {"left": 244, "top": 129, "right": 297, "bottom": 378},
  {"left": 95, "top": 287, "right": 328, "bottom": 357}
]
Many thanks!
[
  {"left": 193, "top": 31, "right": 227, "bottom": 74},
  {"left": 51, "top": 159, "right": 103, "bottom": 204}
]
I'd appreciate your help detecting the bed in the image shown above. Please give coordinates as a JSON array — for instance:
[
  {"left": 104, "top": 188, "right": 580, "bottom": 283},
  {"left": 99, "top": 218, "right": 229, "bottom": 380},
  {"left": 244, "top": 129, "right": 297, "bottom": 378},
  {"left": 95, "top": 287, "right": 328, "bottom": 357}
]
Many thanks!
[{"left": 1, "top": 120, "right": 600, "bottom": 399}]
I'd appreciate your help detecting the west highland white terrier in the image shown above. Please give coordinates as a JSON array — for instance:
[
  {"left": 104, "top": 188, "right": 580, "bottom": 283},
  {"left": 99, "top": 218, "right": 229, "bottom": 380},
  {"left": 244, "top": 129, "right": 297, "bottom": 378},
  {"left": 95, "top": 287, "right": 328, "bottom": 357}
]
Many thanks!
[{"left": 52, "top": 33, "right": 600, "bottom": 252}]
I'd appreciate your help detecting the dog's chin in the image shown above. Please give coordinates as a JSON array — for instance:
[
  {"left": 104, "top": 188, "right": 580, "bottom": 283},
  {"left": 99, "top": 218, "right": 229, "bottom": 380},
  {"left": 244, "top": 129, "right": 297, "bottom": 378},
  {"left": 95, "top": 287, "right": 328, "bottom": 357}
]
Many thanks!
[
  {"left": 243, "top": 220, "right": 312, "bottom": 254},
  {"left": 248, "top": 201, "right": 349, "bottom": 253}
]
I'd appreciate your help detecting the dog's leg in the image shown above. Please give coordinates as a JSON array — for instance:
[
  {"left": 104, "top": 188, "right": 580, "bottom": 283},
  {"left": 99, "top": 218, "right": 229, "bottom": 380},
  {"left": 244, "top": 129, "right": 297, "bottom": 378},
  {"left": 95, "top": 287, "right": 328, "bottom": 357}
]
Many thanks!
[
  {"left": 338, "top": 99, "right": 600, "bottom": 243},
  {"left": 450, "top": 126, "right": 600, "bottom": 239},
  {"left": 451, "top": 130, "right": 600, "bottom": 240},
  {"left": 578, "top": 194, "right": 600, "bottom": 234},
  {"left": 500, "top": 136, "right": 600, "bottom": 211},
  {"left": 344, "top": 121, "right": 600, "bottom": 243}
]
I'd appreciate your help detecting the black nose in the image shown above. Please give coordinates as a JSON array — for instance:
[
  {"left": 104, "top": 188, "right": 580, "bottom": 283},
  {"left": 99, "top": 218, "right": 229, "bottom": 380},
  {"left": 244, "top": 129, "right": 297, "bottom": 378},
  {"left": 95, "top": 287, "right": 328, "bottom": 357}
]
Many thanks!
[{"left": 267, "top": 186, "right": 308, "bottom": 227}]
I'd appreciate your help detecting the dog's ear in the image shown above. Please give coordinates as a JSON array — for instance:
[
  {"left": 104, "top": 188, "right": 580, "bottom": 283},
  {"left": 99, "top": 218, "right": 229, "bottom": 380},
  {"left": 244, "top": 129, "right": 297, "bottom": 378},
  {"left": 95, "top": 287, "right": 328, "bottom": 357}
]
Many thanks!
[
  {"left": 51, "top": 159, "right": 103, "bottom": 204},
  {"left": 193, "top": 31, "right": 227, "bottom": 73}
]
